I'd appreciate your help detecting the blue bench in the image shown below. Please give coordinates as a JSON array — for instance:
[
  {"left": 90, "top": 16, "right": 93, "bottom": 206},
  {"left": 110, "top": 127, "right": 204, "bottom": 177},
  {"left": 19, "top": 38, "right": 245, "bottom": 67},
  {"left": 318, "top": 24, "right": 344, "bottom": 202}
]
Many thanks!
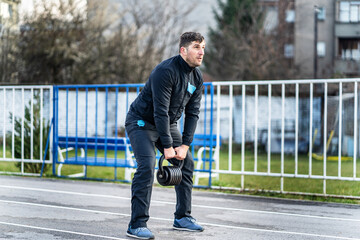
[
  {"left": 191, "top": 134, "right": 222, "bottom": 185},
  {"left": 191, "top": 134, "right": 219, "bottom": 149},
  {"left": 56, "top": 136, "right": 135, "bottom": 181},
  {"left": 56, "top": 134, "right": 221, "bottom": 183}
]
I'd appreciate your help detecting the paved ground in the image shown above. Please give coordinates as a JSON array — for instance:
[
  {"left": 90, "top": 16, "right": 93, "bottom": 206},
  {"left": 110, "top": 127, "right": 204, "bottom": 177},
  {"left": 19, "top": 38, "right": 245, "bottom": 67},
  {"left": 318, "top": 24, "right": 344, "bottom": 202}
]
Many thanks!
[{"left": 0, "top": 175, "right": 360, "bottom": 240}]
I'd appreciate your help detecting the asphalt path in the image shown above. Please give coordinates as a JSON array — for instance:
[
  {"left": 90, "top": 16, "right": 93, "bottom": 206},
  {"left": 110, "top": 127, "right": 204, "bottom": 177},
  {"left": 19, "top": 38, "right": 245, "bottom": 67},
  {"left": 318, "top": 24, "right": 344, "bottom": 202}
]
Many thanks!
[{"left": 0, "top": 175, "right": 359, "bottom": 240}]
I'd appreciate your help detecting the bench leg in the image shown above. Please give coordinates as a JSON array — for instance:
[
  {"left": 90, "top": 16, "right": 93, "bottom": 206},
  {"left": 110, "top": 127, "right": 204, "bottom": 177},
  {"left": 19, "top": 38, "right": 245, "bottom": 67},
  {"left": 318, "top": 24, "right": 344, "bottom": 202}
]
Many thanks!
[
  {"left": 124, "top": 168, "right": 134, "bottom": 182},
  {"left": 68, "top": 148, "right": 86, "bottom": 178},
  {"left": 58, "top": 164, "right": 86, "bottom": 178},
  {"left": 57, "top": 146, "right": 73, "bottom": 177},
  {"left": 194, "top": 147, "right": 219, "bottom": 186},
  {"left": 57, "top": 163, "right": 63, "bottom": 176},
  {"left": 124, "top": 149, "right": 136, "bottom": 182},
  {"left": 57, "top": 147, "right": 86, "bottom": 178},
  {"left": 194, "top": 147, "right": 205, "bottom": 186}
]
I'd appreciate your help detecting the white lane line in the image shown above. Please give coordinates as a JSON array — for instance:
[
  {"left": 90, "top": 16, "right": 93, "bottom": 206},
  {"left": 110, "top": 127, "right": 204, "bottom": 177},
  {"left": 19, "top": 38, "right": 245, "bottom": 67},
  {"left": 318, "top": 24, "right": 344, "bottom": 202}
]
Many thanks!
[
  {"left": 202, "top": 222, "right": 360, "bottom": 240},
  {"left": 1, "top": 185, "right": 360, "bottom": 223},
  {"left": 0, "top": 221, "right": 127, "bottom": 240},
  {"left": 0, "top": 185, "right": 131, "bottom": 201},
  {"left": 1, "top": 199, "right": 359, "bottom": 240},
  {"left": 0, "top": 199, "right": 130, "bottom": 217}
]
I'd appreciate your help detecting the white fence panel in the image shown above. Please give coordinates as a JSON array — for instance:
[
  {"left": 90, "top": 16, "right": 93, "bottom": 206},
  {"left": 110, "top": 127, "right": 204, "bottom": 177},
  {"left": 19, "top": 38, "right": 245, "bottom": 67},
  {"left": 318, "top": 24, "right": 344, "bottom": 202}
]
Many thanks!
[
  {"left": 0, "top": 86, "right": 53, "bottom": 176},
  {"left": 212, "top": 79, "right": 360, "bottom": 198}
]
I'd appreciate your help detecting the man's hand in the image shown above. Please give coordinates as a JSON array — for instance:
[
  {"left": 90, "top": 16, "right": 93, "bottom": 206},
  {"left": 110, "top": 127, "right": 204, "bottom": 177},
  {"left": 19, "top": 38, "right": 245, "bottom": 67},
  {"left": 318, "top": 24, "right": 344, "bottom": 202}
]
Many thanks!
[
  {"left": 164, "top": 147, "right": 176, "bottom": 159},
  {"left": 174, "top": 145, "right": 189, "bottom": 160}
]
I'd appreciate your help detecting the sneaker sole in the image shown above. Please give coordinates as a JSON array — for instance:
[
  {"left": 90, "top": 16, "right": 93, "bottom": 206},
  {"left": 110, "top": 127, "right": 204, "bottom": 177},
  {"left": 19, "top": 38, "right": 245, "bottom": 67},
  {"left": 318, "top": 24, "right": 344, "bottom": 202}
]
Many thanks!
[
  {"left": 126, "top": 232, "right": 155, "bottom": 239},
  {"left": 173, "top": 226, "right": 204, "bottom": 232}
]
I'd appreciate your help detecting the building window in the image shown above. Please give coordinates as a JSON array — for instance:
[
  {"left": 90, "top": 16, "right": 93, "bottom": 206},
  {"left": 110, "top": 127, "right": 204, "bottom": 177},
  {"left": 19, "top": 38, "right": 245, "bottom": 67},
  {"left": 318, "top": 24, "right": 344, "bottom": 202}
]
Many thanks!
[
  {"left": 285, "top": 10, "right": 295, "bottom": 23},
  {"left": 317, "top": 7, "right": 326, "bottom": 20},
  {"left": 264, "top": 6, "right": 278, "bottom": 33},
  {"left": 339, "top": 2, "right": 350, "bottom": 22},
  {"left": 339, "top": 38, "right": 360, "bottom": 61},
  {"left": 317, "top": 42, "right": 326, "bottom": 57},
  {"left": 284, "top": 44, "right": 294, "bottom": 58},
  {"left": 339, "top": 1, "right": 360, "bottom": 22}
]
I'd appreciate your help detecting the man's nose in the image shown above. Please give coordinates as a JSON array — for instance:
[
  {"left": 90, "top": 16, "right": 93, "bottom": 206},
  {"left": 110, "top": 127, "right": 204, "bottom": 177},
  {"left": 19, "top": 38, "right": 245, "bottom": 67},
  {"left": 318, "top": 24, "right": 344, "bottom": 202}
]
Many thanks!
[{"left": 199, "top": 49, "right": 204, "bottom": 55}]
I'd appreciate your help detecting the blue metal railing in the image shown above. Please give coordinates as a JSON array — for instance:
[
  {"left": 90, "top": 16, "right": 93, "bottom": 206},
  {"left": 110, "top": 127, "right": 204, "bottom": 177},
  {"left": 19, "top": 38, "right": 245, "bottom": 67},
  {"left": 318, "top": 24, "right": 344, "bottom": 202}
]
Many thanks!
[{"left": 52, "top": 83, "right": 215, "bottom": 186}]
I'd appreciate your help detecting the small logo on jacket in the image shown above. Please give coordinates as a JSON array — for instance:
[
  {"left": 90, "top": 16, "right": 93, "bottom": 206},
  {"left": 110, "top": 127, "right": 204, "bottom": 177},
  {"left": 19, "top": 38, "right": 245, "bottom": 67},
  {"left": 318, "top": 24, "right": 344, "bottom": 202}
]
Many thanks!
[
  {"left": 187, "top": 83, "right": 196, "bottom": 94},
  {"left": 137, "top": 120, "right": 145, "bottom": 127}
]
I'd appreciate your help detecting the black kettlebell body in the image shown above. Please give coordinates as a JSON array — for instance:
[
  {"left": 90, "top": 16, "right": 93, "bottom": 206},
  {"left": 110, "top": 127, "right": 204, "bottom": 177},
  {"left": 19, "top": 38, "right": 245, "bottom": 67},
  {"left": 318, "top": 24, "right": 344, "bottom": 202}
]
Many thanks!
[{"left": 157, "top": 155, "right": 184, "bottom": 186}]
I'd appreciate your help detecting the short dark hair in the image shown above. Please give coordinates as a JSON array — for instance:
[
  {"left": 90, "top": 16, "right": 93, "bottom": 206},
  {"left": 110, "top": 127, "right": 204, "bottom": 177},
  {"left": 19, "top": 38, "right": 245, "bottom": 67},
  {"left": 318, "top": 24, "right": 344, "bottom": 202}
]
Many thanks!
[{"left": 179, "top": 32, "right": 204, "bottom": 51}]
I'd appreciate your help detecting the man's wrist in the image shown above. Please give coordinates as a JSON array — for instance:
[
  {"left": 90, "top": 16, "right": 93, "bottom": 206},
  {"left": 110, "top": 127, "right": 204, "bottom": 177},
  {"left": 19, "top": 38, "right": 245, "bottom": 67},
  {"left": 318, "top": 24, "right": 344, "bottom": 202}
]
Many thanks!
[{"left": 182, "top": 144, "right": 189, "bottom": 148}]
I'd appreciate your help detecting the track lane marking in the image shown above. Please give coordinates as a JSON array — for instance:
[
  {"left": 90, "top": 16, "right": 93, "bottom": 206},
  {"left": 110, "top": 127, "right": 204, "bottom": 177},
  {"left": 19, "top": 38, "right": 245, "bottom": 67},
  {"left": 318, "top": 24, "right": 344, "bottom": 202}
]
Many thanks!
[
  {"left": 0, "top": 221, "right": 127, "bottom": 240},
  {"left": 0, "top": 199, "right": 130, "bottom": 217},
  {"left": 1, "top": 185, "right": 360, "bottom": 223},
  {"left": 1, "top": 199, "right": 360, "bottom": 240}
]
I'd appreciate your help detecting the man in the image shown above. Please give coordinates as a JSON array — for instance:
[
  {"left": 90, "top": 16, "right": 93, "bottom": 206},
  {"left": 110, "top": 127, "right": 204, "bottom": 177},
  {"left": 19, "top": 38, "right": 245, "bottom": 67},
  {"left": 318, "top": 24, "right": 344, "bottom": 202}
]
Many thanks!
[{"left": 125, "top": 32, "right": 205, "bottom": 239}]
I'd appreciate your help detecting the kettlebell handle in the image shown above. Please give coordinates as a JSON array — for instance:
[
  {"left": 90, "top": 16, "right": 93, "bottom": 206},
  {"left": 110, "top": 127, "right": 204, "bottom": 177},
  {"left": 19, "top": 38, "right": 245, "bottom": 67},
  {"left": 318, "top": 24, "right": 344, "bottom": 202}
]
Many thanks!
[{"left": 158, "top": 154, "right": 184, "bottom": 175}]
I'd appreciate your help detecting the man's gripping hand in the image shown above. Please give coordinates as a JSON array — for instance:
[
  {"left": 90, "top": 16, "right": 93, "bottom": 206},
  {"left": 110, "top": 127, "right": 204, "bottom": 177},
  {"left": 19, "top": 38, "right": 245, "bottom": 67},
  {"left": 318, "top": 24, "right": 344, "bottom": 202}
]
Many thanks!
[
  {"left": 174, "top": 145, "right": 189, "bottom": 160},
  {"left": 164, "top": 147, "right": 176, "bottom": 159}
]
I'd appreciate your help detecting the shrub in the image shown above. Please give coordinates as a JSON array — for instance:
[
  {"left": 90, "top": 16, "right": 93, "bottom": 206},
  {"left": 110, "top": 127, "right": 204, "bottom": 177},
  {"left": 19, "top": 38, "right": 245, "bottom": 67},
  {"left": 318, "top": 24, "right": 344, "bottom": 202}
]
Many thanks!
[{"left": 7, "top": 91, "right": 51, "bottom": 173}]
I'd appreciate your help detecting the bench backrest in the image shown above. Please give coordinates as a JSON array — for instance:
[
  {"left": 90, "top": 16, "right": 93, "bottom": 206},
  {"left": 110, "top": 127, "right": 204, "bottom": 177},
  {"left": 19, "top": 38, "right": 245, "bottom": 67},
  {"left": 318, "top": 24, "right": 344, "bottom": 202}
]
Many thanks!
[
  {"left": 58, "top": 136, "right": 131, "bottom": 151},
  {"left": 191, "top": 134, "right": 221, "bottom": 147},
  {"left": 58, "top": 134, "right": 220, "bottom": 151}
]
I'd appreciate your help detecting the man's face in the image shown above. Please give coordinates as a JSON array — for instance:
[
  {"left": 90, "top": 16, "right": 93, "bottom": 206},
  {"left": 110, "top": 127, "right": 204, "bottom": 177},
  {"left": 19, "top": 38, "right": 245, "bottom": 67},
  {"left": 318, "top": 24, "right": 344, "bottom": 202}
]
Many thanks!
[{"left": 182, "top": 40, "right": 205, "bottom": 67}]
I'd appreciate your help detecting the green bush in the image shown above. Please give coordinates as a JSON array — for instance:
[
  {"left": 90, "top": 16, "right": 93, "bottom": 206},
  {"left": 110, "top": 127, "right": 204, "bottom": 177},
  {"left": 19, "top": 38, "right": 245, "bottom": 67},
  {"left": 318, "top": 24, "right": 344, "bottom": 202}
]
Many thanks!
[{"left": 6, "top": 91, "right": 50, "bottom": 173}]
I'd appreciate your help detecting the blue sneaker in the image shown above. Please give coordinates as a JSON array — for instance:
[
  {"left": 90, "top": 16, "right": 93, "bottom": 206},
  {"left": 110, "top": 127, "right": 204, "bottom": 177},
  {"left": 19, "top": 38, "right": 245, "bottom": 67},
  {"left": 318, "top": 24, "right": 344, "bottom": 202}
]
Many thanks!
[
  {"left": 126, "top": 226, "right": 155, "bottom": 239},
  {"left": 173, "top": 217, "right": 204, "bottom": 232}
]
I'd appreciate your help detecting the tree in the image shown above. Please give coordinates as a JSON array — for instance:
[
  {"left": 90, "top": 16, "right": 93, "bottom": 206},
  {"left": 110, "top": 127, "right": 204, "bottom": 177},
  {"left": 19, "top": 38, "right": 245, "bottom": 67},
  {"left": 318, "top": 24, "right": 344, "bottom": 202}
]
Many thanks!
[
  {"left": 0, "top": 21, "right": 20, "bottom": 84},
  {"left": 5, "top": 0, "right": 196, "bottom": 84},
  {"left": 18, "top": 0, "right": 90, "bottom": 84},
  {"left": 204, "top": 0, "right": 297, "bottom": 81},
  {"left": 90, "top": 0, "right": 196, "bottom": 83}
]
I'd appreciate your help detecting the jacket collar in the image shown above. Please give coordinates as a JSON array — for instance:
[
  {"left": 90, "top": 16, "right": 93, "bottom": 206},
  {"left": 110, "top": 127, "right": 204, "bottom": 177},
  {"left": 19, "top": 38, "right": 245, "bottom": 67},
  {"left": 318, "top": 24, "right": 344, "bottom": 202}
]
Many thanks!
[{"left": 178, "top": 55, "right": 194, "bottom": 74}]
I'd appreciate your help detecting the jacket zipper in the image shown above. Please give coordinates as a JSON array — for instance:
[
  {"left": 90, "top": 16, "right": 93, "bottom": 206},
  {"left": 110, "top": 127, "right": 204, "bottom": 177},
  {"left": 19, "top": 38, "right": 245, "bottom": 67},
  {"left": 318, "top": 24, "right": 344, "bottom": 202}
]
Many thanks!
[{"left": 171, "top": 79, "right": 188, "bottom": 123}]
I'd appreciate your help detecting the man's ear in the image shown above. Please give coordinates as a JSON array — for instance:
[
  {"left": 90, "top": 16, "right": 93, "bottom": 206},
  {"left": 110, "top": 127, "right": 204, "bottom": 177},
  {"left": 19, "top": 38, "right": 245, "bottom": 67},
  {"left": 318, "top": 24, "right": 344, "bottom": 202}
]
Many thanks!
[{"left": 181, "top": 47, "right": 187, "bottom": 55}]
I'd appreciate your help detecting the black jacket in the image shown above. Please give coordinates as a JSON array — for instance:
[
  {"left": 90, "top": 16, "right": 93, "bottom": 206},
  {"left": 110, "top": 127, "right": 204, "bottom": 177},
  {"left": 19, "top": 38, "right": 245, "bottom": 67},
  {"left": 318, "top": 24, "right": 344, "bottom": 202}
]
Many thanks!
[{"left": 128, "top": 55, "right": 203, "bottom": 148}]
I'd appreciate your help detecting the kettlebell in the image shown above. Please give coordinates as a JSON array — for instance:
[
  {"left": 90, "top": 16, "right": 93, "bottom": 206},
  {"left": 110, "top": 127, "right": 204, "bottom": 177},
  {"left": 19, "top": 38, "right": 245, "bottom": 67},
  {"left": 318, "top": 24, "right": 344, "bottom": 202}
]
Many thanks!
[{"left": 156, "top": 155, "right": 184, "bottom": 186}]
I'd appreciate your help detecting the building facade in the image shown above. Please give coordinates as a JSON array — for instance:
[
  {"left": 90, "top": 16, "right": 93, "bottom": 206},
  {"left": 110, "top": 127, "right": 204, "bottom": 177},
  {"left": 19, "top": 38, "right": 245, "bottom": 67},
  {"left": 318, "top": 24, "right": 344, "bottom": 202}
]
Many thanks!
[
  {"left": 262, "top": 0, "right": 360, "bottom": 78},
  {"left": 296, "top": 0, "right": 360, "bottom": 78},
  {"left": 334, "top": 0, "right": 360, "bottom": 77}
]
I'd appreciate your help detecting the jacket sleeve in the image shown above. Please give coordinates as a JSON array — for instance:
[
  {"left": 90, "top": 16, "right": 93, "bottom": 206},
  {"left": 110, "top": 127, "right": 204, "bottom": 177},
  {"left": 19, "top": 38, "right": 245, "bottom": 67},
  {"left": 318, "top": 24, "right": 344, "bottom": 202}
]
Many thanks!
[
  {"left": 151, "top": 68, "right": 173, "bottom": 148},
  {"left": 182, "top": 79, "right": 203, "bottom": 146}
]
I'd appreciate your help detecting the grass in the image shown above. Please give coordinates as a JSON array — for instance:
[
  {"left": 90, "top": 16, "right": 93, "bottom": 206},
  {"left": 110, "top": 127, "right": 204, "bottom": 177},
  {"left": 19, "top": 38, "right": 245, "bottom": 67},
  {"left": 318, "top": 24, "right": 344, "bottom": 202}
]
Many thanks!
[
  {"left": 1, "top": 146, "right": 360, "bottom": 204},
  {"left": 0, "top": 147, "right": 129, "bottom": 180},
  {"left": 194, "top": 146, "right": 360, "bottom": 203}
]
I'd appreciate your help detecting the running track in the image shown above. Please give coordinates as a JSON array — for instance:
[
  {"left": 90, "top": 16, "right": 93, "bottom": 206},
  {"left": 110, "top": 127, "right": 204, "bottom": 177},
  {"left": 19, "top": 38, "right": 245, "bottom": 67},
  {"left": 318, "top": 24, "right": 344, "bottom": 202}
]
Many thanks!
[{"left": 0, "top": 176, "right": 359, "bottom": 239}]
